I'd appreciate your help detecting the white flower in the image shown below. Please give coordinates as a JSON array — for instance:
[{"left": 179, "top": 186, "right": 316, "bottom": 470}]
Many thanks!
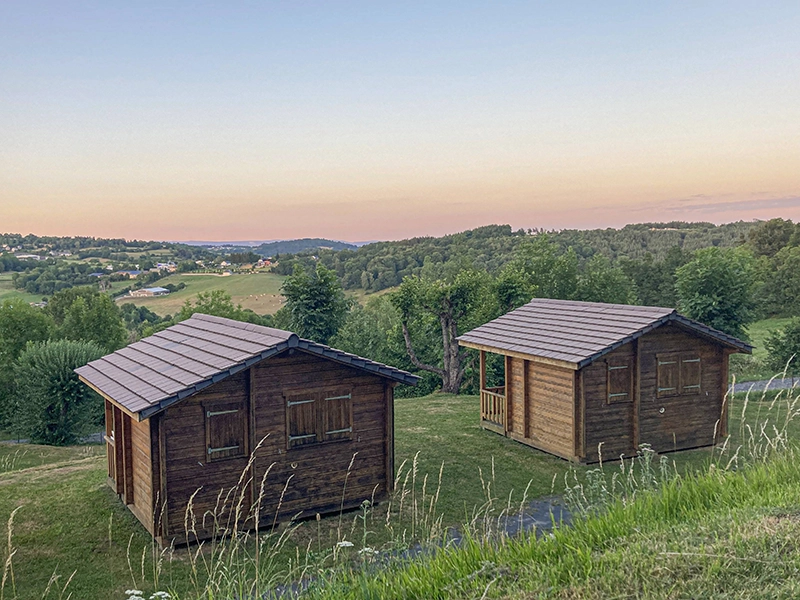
[
  {"left": 125, "top": 592, "right": 144, "bottom": 598},
  {"left": 150, "top": 593, "right": 171, "bottom": 600},
  {"left": 358, "top": 547, "right": 378, "bottom": 556},
  {"left": 336, "top": 540, "right": 354, "bottom": 548}
]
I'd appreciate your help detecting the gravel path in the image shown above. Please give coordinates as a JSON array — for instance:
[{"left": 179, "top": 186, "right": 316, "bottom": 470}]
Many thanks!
[{"left": 731, "top": 378, "right": 799, "bottom": 393}]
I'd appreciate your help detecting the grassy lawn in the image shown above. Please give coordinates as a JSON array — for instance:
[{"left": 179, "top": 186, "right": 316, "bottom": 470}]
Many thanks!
[
  {"left": 115, "top": 272, "right": 286, "bottom": 316},
  {"left": 0, "top": 389, "right": 796, "bottom": 599}
]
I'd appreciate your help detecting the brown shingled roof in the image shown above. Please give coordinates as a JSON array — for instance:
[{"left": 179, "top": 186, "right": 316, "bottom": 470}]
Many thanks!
[
  {"left": 76, "top": 313, "right": 419, "bottom": 419},
  {"left": 457, "top": 298, "right": 752, "bottom": 367}
]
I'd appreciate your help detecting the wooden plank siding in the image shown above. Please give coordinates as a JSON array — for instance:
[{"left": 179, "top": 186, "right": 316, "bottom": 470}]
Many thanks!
[
  {"left": 637, "top": 324, "right": 725, "bottom": 453},
  {"left": 157, "top": 350, "right": 391, "bottom": 542},
  {"left": 524, "top": 361, "right": 575, "bottom": 459},
  {"left": 581, "top": 343, "right": 637, "bottom": 463},
  {"left": 128, "top": 416, "right": 154, "bottom": 534}
]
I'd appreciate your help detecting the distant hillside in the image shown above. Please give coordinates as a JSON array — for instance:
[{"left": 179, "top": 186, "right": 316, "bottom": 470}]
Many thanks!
[
  {"left": 272, "top": 221, "right": 760, "bottom": 293},
  {"left": 253, "top": 238, "right": 357, "bottom": 256}
]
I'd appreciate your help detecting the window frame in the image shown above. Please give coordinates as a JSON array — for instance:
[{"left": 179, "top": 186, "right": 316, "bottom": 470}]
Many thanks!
[
  {"left": 204, "top": 401, "right": 249, "bottom": 462},
  {"left": 285, "top": 388, "right": 353, "bottom": 450},
  {"left": 606, "top": 357, "right": 634, "bottom": 405},
  {"left": 656, "top": 352, "right": 702, "bottom": 398}
]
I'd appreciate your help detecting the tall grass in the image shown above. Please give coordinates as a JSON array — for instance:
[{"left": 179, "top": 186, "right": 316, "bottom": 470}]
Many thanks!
[{"left": 0, "top": 382, "right": 797, "bottom": 599}]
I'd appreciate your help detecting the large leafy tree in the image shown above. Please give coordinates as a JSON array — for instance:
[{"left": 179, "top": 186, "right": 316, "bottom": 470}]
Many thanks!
[
  {"left": 12, "top": 339, "right": 105, "bottom": 445},
  {"left": 747, "top": 218, "right": 797, "bottom": 258},
  {"left": 280, "top": 263, "right": 352, "bottom": 344},
  {"left": 391, "top": 270, "right": 488, "bottom": 394},
  {"left": 0, "top": 301, "right": 54, "bottom": 426},
  {"left": 675, "top": 247, "right": 757, "bottom": 339},
  {"left": 46, "top": 287, "right": 127, "bottom": 352}
]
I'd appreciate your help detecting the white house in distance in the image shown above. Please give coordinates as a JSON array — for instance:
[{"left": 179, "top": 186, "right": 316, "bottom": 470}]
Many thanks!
[{"left": 129, "top": 287, "right": 170, "bottom": 298}]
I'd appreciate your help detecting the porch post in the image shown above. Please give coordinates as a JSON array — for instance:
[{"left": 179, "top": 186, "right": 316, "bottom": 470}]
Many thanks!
[{"left": 479, "top": 350, "right": 486, "bottom": 391}]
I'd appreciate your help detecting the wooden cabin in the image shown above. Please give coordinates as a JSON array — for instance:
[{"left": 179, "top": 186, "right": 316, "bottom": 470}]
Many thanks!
[
  {"left": 457, "top": 299, "right": 752, "bottom": 463},
  {"left": 76, "top": 314, "right": 418, "bottom": 545}
]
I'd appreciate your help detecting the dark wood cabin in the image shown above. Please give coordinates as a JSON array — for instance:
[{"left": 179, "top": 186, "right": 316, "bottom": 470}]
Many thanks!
[
  {"left": 457, "top": 299, "right": 752, "bottom": 463},
  {"left": 76, "top": 313, "right": 418, "bottom": 545}
]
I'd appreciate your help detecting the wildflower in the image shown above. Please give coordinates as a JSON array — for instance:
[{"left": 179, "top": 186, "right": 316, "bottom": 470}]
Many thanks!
[{"left": 336, "top": 540, "right": 354, "bottom": 548}]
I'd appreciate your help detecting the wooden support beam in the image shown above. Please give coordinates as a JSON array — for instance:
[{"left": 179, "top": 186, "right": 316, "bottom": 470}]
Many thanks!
[
  {"left": 523, "top": 359, "right": 529, "bottom": 438},
  {"left": 479, "top": 350, "right": 486, "bottom": 391},
  {"left": 633, "top": 339, "right": 641, "bottom": 451}
]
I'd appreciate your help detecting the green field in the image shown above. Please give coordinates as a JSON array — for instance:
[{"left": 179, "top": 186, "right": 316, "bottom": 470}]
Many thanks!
[
  {"left": 115, "top": 272, "right": 286, "bottom": 316},
  {"left": 0, "top": 273, "right": 43, "bottom": 304},
  {"left": 0, "top": 388, "right": 795, "bottom": 599}
]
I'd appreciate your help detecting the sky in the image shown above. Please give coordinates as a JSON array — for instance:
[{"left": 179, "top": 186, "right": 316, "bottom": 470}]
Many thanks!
[{"left": 1, "top": 2, "right": 799, "bottom": 242}]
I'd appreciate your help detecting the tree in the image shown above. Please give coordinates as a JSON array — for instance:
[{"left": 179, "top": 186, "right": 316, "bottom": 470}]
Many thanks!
[
  {"left": 675, "top": 247, "right": 756, "bottom": 339},
  {"left": 576, "top": 254, "right": 636, "bottom": 304},
  {"left": 0, "top": 301, "right": 54, "bottom": 426},
  {"left": 12, "top": 340, "right": 105, "bottom": 445},
  {"left": 177, "top": 289, "right": 263, "bottom": 324},
  {"left": 391, "top": 270, "right": 488, "bottom": 394},
  {"left": 51, "top": 289, "right": 127, "bottom": 352},
  {"left": 764, "top": 318, "right": 800, "bottom": 377},
  {"left": 281, "top": 264, "right": 351, "bottom": 344},
  {"left": 758, "top": 246, "right": 800, "bottom": 317},
  {"left": 747, "top": 218, "right": 796, "bottom": 258}
]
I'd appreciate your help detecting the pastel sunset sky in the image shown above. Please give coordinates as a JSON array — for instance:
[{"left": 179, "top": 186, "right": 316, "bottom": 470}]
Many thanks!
[{"left": 2, "top": 2, "right": 799, "bottom": 241}]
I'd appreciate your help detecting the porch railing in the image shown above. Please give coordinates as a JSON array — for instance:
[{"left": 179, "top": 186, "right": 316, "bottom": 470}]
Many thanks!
[{"left": 480, "top": 387, "right": 506, "bottom": 432}]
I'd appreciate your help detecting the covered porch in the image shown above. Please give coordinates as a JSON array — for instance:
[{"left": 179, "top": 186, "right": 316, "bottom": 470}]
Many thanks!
[{"left": 478, "top": 350, "right": 509, "bottom": 434}]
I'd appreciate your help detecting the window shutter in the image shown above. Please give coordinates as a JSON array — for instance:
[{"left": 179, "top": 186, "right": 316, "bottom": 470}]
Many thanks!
[
  {"left": 287, "top": 396, "right": 318, "bottom": 448},
  {"left": 657, "top": 354, "right": 679, "bottom": 398},
  {"left": 323, "top": 393, "right": 353, "bottom": 441},
  {"left": 607, "top": 358, "right": 633, "bottom": 404},
  {"left": 680, "top": 355, "right": 701, "bottom": 394},
  {"left": 206, "top": 404, "right": 246, "bottom": 461}
]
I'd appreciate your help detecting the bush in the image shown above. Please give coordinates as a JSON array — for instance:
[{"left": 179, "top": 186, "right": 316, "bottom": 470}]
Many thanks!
[
  {"left": 12, "top": 339, "right": 105, "bottom": 445},
  {"left": 765, "top": 317, "right": 800, "bottom": 377}
]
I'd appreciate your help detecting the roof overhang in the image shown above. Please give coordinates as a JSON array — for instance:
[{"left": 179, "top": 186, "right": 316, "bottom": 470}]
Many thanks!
[{"left": 459, "top": 312, "right": 753, "bottom": 370}]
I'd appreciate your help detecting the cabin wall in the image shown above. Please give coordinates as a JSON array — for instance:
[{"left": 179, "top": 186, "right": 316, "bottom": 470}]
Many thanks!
[
  {"left": 581, "top": 342, "right": 636, "bottom": 463},
  {"left": 129, "top": 416, "right": 154, "bottom": 533},
  {"left": 525, "top": 361, "right": 575, "bottom": 458},
  {"left": 161, "top": 371, "right": 250, "bottom": 538},
  {"left": 638, "top": 325, "right": 724, "bottom": 452},
  {"left": 507, "top": 357, "right": 526, "bottom": 436},
  {"left": 250, "top": 351, "right": 389, "bottom": 523},
  {"left": 159, "top": 351, "right": 391, "bottom": 541}
]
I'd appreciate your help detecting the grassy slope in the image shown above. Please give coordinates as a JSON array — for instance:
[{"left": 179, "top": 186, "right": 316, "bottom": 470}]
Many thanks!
[
  {"left": 0, "top": 389, "right": 794, "bottom": 599},
  {"left": 115, "top": 272, "right": 286, "bottom": 316},
  {"left": 308, "top": 451, "right": 800, "bottom": 599}
]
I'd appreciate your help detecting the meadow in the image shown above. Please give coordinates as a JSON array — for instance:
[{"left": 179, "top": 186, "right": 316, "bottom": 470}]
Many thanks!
[
  {"left": 115, "top": 272, "right": 286, "bottom": 316},
  {"left": 0, "top": 384, "right": 796, "bottom": 600},
  {"left": 0, "top": 273, "right": 43, "bottom": 305}
]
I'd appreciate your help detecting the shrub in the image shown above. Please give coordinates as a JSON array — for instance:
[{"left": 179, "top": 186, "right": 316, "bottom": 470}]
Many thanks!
[
  {"left": 765, "top": 317, "right": 800, "bottom": 377},
  {"left": 12, "top": 339, "right": 105, "bottom": 445}
]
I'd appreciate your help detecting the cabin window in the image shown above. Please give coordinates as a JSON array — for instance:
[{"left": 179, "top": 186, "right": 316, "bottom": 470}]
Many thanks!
[
  {"left": 286, "top": 390, "right": 353, "bottom": 449},
  {"left": 205, "top": 402, "right": 248, "bottom": 461},
  {"left": 287, "top": 396, "right": 318, "bottom": 448},
  {"left": 680, "top": 355, "right": 702, "bottom": 395},
  {"left": 657, "top": 352, "right": 701, "bottom": 397},
  {"left": 607, "top": 357, "right": 633, "bottom": 404}
]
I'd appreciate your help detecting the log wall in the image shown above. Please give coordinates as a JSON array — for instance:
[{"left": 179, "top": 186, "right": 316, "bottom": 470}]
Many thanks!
[
  {"left": 581, "top": 342, "right": 636, "bottom": 463},
  {"left": 637, "top": 325, "right": 725, "bottom": 453},
  {"left": 158, "top": 350, "right": 391, "bottom": 541}
]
